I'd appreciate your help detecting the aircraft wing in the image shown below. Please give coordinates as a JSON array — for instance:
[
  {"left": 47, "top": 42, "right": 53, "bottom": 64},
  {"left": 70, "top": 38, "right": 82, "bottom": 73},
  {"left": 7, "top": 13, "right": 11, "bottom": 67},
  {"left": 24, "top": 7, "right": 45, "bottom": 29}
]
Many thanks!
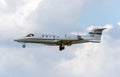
[{"left": 56, "top": 40, "right": 73, "bottom": 46}]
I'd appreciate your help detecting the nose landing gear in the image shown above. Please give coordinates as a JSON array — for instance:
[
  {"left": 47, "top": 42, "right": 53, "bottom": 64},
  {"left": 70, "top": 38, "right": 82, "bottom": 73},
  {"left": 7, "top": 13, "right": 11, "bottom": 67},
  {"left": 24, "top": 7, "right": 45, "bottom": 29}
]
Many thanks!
[{"left": 22, "top": 44, "right": 26, "bottom": 48}]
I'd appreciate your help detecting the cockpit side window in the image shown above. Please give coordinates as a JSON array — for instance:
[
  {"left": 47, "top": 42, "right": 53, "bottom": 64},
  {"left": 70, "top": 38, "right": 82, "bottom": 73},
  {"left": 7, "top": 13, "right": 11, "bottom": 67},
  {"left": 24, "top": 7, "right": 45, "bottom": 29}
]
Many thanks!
[{"left": 26, "top": 34, "right": 34, "bottom": 37}]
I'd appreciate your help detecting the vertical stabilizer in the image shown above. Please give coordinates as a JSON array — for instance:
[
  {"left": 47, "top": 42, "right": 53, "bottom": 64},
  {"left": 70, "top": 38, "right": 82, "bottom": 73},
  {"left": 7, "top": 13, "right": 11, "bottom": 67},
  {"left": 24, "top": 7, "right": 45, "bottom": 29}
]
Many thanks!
[{"left": 88, "top": 28, "right": 106, "bottom": 43}]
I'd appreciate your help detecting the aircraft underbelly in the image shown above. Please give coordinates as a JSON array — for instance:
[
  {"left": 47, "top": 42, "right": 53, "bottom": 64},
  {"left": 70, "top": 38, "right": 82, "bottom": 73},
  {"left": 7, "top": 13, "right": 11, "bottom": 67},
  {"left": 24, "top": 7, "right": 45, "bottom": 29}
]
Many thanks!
[
  {"left": 23, "top": 38, "right": 58, "bottom": 45},
  {"left": 72, "top": 40, "right": 88, "bottom": 44}
]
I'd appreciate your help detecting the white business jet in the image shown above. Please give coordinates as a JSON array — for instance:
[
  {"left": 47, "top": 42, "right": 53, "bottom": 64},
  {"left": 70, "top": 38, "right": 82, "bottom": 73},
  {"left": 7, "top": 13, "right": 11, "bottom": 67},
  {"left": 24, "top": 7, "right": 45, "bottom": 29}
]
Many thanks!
[{"left": 14, "top": 28, "right": 106, "bottom": 51}]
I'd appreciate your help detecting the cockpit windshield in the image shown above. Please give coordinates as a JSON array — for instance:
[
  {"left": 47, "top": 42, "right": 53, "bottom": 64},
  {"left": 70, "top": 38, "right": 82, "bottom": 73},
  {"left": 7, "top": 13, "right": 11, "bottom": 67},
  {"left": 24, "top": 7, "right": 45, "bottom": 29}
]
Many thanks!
[{"left": 26, "top": 34, "right": 34, "bottom": 37}]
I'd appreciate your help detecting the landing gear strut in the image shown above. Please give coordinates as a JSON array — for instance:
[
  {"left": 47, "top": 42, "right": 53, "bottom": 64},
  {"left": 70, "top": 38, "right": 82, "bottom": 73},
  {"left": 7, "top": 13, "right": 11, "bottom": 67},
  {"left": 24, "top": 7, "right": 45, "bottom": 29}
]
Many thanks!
[
  {"left": 59, "top": 44, "right": 65, "bottom": 51},
  {"left": 22, "top": 44, "right": 26, "bottom": 48}
]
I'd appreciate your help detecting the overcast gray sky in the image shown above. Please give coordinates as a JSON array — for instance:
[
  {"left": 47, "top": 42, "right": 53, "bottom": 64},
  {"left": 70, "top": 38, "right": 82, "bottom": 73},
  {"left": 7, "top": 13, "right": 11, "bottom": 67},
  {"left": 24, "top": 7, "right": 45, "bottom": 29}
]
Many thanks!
[{"left": 0, "top": 0, "right": 120, "bottom": 77}]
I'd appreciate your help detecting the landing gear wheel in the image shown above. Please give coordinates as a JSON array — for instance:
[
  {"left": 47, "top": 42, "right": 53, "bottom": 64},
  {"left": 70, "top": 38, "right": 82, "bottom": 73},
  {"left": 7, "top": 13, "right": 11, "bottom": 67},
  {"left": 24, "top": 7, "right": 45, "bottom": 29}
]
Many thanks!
[
  {"left": 22, "top": 44, "right": 26, "bottom": 48},
  {"left": 59, "top": 44, "right": 65, "bottom": 51}
]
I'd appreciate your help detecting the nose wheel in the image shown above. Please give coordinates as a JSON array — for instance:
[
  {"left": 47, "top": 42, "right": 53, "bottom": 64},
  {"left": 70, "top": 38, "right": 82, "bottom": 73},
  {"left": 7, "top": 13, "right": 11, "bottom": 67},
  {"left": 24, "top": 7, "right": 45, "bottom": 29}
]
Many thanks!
[
  {"left": 22, "top": 44, "right": 26, "bottom": 48},
  {"left": 59, "top": 44, "right": 65, "bottom": 51}
]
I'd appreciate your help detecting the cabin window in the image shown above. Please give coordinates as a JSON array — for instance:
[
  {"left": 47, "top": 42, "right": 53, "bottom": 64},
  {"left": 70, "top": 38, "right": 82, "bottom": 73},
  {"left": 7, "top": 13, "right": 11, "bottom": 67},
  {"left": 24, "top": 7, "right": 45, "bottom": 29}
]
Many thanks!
[
  {"left": 53, "top": 36, "right": 55, "bottom": 39},
  {"left": 42, "top": 35, "right": 44, "bottom": 38}
]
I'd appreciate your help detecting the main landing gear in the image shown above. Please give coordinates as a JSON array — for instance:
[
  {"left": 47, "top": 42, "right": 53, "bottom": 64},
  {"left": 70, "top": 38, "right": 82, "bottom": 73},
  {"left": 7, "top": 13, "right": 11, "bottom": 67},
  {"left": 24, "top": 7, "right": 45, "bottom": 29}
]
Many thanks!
[{"left": 59, "top": 44, "right": 65, "bottom": 51}]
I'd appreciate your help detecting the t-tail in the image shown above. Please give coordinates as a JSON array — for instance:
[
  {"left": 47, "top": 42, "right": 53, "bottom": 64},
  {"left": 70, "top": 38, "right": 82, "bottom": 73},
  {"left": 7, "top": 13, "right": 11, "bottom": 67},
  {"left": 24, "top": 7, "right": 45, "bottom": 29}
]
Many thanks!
[{"left": 87, "top": 28, "right": 106, "bottom": 43}]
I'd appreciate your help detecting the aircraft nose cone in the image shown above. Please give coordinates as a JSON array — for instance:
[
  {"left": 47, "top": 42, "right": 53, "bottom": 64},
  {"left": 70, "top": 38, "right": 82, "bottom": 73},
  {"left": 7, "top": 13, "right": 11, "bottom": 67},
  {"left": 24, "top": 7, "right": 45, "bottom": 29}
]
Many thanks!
[
  {"left": 14, "top": 39, "right": 20, "bottom": 42},
  {"left": 14, "top": 39, "right": 23, "bottom": 42}
]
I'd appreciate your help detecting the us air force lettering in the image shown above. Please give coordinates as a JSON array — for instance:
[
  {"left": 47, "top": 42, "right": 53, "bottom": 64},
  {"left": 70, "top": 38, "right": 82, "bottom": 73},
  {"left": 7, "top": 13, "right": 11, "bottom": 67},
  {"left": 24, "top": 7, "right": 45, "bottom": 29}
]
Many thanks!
[{"left": 14, "top": 28, "right": 106, "bottom": 51}]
